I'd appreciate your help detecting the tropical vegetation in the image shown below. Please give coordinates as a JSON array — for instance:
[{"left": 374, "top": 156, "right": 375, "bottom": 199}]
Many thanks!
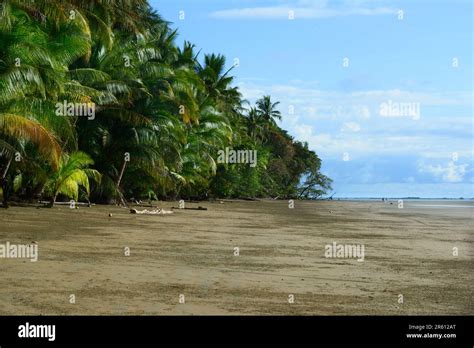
[{"left": 0, "top": 0, "right": 332, "bottom": 207}]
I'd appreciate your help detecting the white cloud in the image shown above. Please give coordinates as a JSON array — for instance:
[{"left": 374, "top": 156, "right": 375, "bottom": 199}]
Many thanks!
[
  {"left": 406, "top": 176, "right": 416, "bottom": 183},
  {"left": 239, "top": 83, "right": 472, "bottom": 113},
  {"left": 238, "top": 80, "right": 473, "bottom": 161},
  {"left": 418, "top": 161, "right": 469, "bottom": 183},
  {"left": 237, "top": 84, "right": 266, "bottom": 100},
  {"left": 210, "top": 1, "right": 397, "bottom": 19},
  {"left": 290, "top": 131, "right": 374, "bottom": 159},
  {"left": 293, "top": 123, "right": 314, "bottom": 138},
  {"left": 341, "top": 122, "right": 361, "bottom": 132}
]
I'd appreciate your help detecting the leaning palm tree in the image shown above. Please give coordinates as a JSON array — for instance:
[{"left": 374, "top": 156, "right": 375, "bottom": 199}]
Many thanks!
[{"left": 45, "top": 151, "right": 101, "bottom": 206}]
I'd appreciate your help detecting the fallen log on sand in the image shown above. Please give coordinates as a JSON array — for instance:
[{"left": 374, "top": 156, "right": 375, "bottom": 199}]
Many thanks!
[
  {"left": 130, "top": 208, "right": 173, "bottom": 215},
  {"left": 38, "top": 201, "right": 95, "bottom": 206},
  {"left": 171, "top": 206, "right": 208, "bottom": 211}
]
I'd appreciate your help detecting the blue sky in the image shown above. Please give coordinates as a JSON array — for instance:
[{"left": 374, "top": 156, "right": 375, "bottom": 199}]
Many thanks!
[{"left": 150, "top": 0, "right": 473, "bottom": 198}]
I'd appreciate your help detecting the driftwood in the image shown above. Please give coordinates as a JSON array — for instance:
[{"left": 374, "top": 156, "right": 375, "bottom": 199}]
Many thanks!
[
  {"left": 130, "top": 208, "right": 173, "bottom": 215},
  {"left": 171, "top": 206, "right": 208, "bottom": 211},
  {"left": 38, "top": 201, "right": 95, "bottom": 206},
  {"left": 130, "top": 204, "right": 157, "bottom": 208}
]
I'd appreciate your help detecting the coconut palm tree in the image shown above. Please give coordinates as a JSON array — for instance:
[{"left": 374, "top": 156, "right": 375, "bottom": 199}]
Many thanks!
[
  {"left": 245, "top": 107, "right": 265, "bottom": 144},
  {"left": 45, "top": 151, "right": 101, "bottom": 205},
  {"left": 256, "top": 95, "right": 282, "bottom": 131}
]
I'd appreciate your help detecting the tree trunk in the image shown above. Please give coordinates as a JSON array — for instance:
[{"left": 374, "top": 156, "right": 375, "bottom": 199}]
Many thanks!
[
  {"left": 1, "top": 158, "right": 13, "bottom": 209},
  {"left": 116, "top": 160, "right": 127, "bottom": 206},
  {"left": 47, "top": 193, "right": 57, "bottom": 208},
  {"left": 1, "top": 178, "right": 9, "bottom": 208},
  {"left": 116, "top": 160, "right": 127, "bottom": 188}
]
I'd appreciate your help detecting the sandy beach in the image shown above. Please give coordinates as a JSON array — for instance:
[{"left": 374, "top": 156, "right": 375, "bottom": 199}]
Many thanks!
[{"left": 0, "top": 200, "right": 472, "bottom": 315}]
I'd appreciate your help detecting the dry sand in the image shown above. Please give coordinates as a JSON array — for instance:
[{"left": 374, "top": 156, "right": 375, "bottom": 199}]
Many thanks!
[{"left": 0, "top": 200, "right": 472, "bottom": 315}]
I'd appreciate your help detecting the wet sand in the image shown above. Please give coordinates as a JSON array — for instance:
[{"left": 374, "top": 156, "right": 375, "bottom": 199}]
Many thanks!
[{"left": 0, "top": 200, "right": 472, "bottom": 315}]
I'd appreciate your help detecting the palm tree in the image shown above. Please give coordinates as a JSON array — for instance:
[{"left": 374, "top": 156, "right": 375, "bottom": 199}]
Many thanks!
[
  {"left": 197, "top": 54, "right": 240, "bottom": 111},
  {"left": 45, "top": 151, "right": 101, "bottom": 206},
  {"left": 256, "top": 95, "right": 281, "bottom": 129},
  {"left": 245, "top": 107, "right": 264, "bottom": 143}
]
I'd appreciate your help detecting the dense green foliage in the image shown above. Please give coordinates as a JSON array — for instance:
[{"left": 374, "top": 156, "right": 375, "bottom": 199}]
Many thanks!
[{"left": 0, "top": 0, "right": 332, "bottom": 206}]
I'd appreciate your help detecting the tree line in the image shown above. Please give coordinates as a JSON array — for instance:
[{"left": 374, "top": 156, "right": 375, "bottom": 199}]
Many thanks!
[{"left": 0, "top": 0, "right": 332, "bottom": 207}]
